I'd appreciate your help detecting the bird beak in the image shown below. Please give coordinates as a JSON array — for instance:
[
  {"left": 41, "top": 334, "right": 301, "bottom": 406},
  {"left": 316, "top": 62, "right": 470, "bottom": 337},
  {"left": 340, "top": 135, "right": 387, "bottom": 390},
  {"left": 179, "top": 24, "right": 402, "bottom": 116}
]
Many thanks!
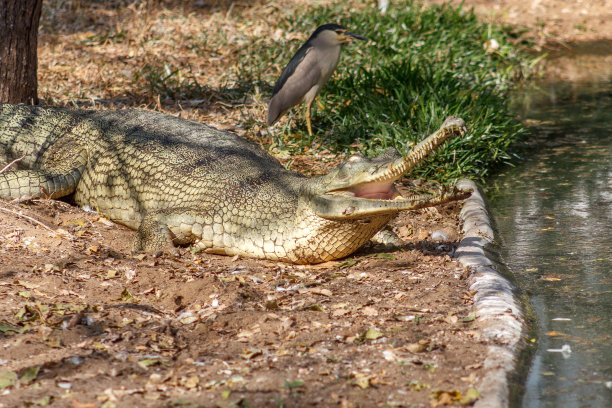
[{"left": 343, "top": 31, "right": 368, "bottom": 42}]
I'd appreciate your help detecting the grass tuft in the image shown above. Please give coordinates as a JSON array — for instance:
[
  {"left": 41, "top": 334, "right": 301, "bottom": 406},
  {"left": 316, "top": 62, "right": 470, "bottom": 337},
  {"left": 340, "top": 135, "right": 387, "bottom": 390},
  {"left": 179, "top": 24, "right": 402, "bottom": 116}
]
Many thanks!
[{"left": 233, "top": 0, "right": 535, "bottom": 182}]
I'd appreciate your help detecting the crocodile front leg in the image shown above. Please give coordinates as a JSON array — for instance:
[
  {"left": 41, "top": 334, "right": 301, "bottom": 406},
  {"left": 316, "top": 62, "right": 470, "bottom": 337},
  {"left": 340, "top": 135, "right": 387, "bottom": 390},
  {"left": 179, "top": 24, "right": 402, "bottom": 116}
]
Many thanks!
[
  {"left": 133, "top": 210, "right": 211, "bottom": 252},
  {"left": 133, "top": 211, "right": 175, "bottom": 252},
  {"left": 371, "top": 226, "right": 405, "bottom": 246}
]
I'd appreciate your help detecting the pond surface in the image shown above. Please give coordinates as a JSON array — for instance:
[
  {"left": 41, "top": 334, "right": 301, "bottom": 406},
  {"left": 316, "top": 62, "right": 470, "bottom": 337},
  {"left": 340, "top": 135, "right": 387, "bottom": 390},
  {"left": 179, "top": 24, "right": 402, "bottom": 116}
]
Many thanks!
[{"left": 486, "top": 45, "right": 611, "bottom": 408}]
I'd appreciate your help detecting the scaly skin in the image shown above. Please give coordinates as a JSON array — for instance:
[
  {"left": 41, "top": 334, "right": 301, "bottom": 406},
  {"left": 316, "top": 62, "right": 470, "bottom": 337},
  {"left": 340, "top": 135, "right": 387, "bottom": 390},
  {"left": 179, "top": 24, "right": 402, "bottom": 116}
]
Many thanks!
[{"left": 0, "top": 104, "right": 471, "bottom": 264}]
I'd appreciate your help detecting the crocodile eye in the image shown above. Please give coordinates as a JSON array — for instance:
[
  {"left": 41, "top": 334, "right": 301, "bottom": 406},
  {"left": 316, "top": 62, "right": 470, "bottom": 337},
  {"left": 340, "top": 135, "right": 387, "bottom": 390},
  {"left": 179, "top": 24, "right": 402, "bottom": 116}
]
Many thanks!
[
  {"left": 336, "top": 172, "right": 351, "bottom": 182},
  {"left": 347, "top": 153, "right": 365, "bottom": 162}
]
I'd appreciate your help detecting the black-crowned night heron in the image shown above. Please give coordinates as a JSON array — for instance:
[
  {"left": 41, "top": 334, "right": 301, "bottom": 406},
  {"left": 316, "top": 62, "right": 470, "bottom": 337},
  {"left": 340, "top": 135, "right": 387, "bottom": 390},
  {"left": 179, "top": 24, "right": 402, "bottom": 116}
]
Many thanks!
[{"left": 267, "top": 23, "right": 367, "bottom": 136}]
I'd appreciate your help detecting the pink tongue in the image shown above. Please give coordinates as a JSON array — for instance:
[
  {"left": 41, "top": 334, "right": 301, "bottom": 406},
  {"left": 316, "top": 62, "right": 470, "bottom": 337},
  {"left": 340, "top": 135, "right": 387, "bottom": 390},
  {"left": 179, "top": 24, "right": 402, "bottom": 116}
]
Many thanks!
[
  {"left": 352, "top": 182, "right": 396, "bottom": 200},
  {"left": 358, "top": 191, "right": 395, "bottom": 200}
]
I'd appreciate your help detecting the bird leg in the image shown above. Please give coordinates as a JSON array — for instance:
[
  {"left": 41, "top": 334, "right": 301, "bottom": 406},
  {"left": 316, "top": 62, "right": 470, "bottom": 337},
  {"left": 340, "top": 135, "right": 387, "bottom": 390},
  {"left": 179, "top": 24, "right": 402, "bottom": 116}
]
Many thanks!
[{"left": 305, "top": 99, "right": 313, "bottom": 137}]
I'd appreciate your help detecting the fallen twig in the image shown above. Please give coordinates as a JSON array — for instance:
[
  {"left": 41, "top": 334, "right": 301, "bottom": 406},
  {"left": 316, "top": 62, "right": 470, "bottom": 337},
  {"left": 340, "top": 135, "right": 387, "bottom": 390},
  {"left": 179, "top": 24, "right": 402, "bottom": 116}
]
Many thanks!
[
  {"left": 0, "top": 205, "right": 55, "bottom": 233},
  {"left": 0, "top": 155, "right": 25, "bottom": 173}
]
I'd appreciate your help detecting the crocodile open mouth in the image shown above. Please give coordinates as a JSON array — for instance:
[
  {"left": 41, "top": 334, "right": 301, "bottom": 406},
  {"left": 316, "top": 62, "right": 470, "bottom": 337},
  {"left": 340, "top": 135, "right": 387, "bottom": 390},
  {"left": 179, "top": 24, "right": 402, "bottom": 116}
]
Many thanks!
[
  {"left": 312, "top": 116, "right": 468, "bottom": 220},
  {"left": 331, "top": 180, "right": 402, "bottom": 200}
]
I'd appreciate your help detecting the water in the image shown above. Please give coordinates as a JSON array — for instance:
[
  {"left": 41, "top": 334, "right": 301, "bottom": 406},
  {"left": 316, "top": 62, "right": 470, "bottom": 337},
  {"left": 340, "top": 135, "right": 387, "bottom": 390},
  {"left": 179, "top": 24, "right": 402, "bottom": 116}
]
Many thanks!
[{"left": 486, "top": 45, "right": 612, "bottom": 408}]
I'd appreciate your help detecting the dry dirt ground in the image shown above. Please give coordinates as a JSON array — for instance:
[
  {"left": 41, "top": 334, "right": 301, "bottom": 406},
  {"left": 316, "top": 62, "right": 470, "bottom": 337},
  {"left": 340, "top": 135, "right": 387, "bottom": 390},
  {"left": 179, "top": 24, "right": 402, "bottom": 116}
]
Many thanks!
[
  {"left": 0, "top": 192, "right": 481, "bottom": 408},
  {"left": 1, "top": 1, "right": 608, "bottom": 407},
  {"left": 424, "top": 0, "right": 612, "bottom": 47}
]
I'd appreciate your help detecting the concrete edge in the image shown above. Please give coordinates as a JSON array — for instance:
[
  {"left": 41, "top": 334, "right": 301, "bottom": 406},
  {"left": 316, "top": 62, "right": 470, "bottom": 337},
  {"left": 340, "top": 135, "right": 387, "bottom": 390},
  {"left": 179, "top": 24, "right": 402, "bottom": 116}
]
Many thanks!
[{"left": 455, "top": 179, "right": 525, "bottom": 408}]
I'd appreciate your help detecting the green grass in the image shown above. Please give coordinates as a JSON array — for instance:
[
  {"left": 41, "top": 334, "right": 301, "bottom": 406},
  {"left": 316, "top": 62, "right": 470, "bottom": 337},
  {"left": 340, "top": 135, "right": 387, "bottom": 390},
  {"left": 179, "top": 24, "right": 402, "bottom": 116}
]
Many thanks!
[{"left": 233, "top": 0, "right": 537, "bottom": 182}]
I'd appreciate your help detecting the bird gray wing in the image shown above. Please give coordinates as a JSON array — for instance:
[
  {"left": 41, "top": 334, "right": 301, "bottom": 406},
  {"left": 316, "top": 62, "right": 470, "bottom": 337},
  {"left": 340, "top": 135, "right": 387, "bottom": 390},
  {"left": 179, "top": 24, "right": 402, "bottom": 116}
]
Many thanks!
[{"left": 267, "top": 49, "right": 321, "bottom": 125}]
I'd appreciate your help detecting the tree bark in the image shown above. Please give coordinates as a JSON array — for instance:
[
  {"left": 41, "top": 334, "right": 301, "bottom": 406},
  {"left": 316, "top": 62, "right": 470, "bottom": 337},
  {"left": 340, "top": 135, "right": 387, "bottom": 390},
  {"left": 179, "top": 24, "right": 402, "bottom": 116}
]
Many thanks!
[{"left": 0, "top": 0, "right": 43, "bottom": 104}]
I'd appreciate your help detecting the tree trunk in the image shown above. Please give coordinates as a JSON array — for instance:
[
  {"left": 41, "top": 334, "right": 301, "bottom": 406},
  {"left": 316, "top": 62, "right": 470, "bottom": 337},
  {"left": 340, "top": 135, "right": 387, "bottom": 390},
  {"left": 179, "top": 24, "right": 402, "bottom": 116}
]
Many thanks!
[{"left": 0, "top": 0, "right": 43, "bottom": 104}]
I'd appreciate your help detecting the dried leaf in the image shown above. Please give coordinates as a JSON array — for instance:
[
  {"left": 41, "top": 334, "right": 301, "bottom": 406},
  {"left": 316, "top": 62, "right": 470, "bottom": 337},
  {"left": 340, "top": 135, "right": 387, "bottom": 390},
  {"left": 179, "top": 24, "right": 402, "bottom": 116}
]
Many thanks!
[
  {"left": 460, "top": 372, "right": 477, "bottom": 383},
  {"left": 461, "top": 388, "right": 481, "bottom": 404},
  {"left": 332, "top": 308, "right": 350, "bottom": 317},
  {"left": 16, "top": 280, "right": 37, "bottom": 289},
  {"left": 372, "top": 253, "right": 395, "bottom": 260},
  {"left": 431, "top": 390, "right": 462, "bottom": 406},
  {"left": 445, "top": 315, "right": 458, "bottom": 324},
  {"left": 42, "top": 264, "right": 58, "bottom": 273},
  {"left": 0, "top": 371, "right": 17, "bottom": 389},
  {"left": 228, "top": 375, "right": 245, "bottom": 385},
  {"left": 236, "top": 326, "right": 260, "bottom": 339},
  {"left": 365, "top": 327, "right": 383, "bottom": 340},
  {"left": 71, "top": 399, "right": 96, "bottom": 408},
  {"left": 265, "top": 300, "right": 279, "bottom": 310},
  {"left": 461, "top": 312, "right": 476, "bottom": 323},
  {"left": 34, "top": 396, "right": 53, "bottom": 406},
  {"left": 352, "top": 373, "right": 370, "bottom": 389},
  {"left": 183, "top": 375, "right": 199, "bottom": 389},
  {"left": 17, "top": 291, "right": 32, "bottom": 299},
  {"left": 179, "top": 313, "right": 199, "bottom": 324},
  {"left": 306, "top": 304, "right": 325, "bottom": 312},
  {"left": 310, "top": 288, "right": 332, "bottom": 297},
  {"left": 406, "top": 339, "right": 429, "bottom": 353},
  {"left": 283, "top": 380, "right": 304, "bottom": 389},
  {"left": 45, "top": 335, "right": 63, "bottom": 349},
  {"left": 339, "top": 258, "right": 360, "bottom": 269},
  {"left": 339, "top": 253, "right": 395, "bottom": 269},
  {"left": 86, "top": 245, "right": 100, "bottom": 255},
  {"left": 240, "top": 348, "right": 262, "bottom": 360},
  {"left": 118, "top": 288, "right": 139, "bottom": 303},
  {"left": 408, "top": 380, "right": 430, "bottom": 391},
  {"left": 20, "top": 366, "right": 40, "bottom": 384},
  {"left": 138, "top": 359, "right": 162, "bottom": 369},
  {"left": 0, "top": 322, "right": 25, "bottom": 334},
  {"left": 361, "top": 306, "right": 378, "bottom": 316}
]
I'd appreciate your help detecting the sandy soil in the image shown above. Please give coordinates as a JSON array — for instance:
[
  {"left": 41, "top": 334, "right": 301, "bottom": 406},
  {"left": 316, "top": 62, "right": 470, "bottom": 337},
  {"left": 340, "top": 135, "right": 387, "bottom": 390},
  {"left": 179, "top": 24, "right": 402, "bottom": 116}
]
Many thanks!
[
  {"left": 1, "top": 0, "right": 609, "bottom": 407},
  {"left": 0, "top": 193, "right": 484, "bottom": 407},
  {"left": 424, "top": 0, "right": 612, "bottom": 47}
]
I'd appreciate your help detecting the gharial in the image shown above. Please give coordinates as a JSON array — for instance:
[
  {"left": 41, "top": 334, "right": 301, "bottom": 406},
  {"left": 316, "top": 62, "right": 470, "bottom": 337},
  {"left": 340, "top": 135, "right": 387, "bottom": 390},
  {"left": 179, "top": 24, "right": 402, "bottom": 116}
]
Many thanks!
[
  {"left": 0, "top": 104, "right": 472, "bottom": 264},
  {"left": 267, "top": 23, "right": 367, "bottom": 136}
]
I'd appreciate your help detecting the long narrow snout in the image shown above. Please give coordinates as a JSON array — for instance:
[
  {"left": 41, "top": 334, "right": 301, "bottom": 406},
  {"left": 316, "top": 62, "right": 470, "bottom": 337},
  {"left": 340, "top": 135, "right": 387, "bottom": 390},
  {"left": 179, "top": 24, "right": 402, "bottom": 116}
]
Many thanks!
[{"left": 367, "top": 116, "right": 467, "bottom": 184}]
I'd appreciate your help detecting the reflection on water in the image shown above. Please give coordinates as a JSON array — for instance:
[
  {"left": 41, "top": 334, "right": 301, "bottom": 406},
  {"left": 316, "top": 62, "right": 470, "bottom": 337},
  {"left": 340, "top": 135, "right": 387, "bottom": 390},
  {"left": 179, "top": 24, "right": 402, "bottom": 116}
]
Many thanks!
[{"left": 487, "top": 71, "right": 611, "bottom": 407}]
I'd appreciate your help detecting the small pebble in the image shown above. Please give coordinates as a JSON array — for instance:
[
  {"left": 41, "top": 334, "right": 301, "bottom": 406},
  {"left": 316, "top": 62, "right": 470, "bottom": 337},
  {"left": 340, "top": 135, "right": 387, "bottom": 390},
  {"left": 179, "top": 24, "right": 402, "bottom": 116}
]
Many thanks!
[
  {"left": 431, "top": 230, "right": 449, "bottom": 242},
  {"left": 431, "top": 227, "right": 458, "bottom": 242},
  {"left": 57, "top": 381, "right": 72, "bottom": 389}
]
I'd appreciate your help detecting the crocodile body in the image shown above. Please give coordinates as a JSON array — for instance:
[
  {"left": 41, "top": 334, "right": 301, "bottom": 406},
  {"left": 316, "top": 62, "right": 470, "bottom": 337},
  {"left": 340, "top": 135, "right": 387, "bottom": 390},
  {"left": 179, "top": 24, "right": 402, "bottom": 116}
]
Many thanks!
[{"left": 0, "top": 104, "right": 470, "bottom": 264}]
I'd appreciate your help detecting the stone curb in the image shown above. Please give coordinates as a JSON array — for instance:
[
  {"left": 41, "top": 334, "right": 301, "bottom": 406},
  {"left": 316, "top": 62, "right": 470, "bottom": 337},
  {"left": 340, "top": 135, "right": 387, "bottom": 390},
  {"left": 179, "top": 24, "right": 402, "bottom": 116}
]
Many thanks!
[{"left": 455, "top": 179, "right": 525, "bottom": 408}]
